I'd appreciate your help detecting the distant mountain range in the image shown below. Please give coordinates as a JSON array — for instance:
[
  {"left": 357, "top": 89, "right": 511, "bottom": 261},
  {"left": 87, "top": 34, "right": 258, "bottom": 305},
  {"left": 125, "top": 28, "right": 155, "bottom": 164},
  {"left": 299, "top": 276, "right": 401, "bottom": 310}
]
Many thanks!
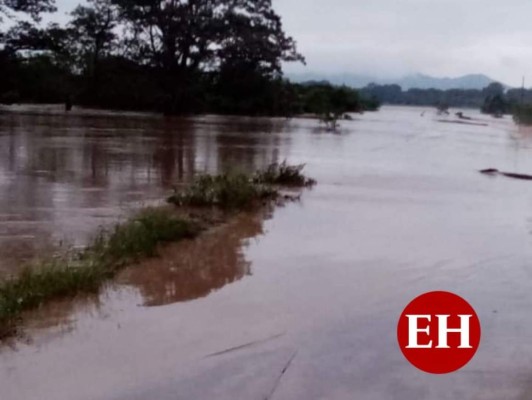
[{"left": 286, "top": 72, "right": 507, "bottom": 91}]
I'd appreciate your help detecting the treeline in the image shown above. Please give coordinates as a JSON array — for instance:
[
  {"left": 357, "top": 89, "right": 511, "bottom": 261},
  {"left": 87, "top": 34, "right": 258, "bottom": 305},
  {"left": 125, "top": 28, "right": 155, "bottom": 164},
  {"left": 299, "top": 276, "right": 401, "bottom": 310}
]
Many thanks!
[
  {"left": 360, "top": 82, "right": 523, "bottom": 113},
  {"left": 0, "top": 0, "right": 378, "bottom": 116}
]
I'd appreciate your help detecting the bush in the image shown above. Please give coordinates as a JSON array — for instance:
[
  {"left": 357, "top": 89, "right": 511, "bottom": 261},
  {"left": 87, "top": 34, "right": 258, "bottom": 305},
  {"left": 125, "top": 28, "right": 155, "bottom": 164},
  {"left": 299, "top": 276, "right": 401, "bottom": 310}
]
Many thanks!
[{"left": 253, "top": 161, "right": 316, "bottom": 187}]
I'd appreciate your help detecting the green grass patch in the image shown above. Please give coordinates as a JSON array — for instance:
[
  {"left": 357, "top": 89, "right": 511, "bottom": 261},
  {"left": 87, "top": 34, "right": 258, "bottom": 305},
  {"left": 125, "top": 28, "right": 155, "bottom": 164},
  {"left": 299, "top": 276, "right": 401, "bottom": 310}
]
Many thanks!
[
  {"left": 91, "top": 208, "right": 199, "bottom": 266},
  {"left": 168, "top": 163, "right": 316, "bottom": 209},
  {"left": 167, "top": 173, "right": 278, "bottom": 209},
  {"left": 253, "top": 161, "right": 316, "bottom": 187},
  {"left": 0, "top": 208, "right": 198, "bottom": 338}
]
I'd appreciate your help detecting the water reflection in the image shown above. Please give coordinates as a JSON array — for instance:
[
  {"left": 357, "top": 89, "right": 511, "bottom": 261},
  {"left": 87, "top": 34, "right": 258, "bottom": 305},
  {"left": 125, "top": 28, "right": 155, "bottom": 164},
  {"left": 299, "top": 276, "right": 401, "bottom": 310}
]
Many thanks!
[
  {"left": 0, "top": 112, "right": 290, "bottom": 277},
  {"left": 16, "top": 293, "right": 104, "bottom": 346},
  {"left": 8, "top": 207, "right": 273, "bottom": 344},
  {"left": 120, "top": 208, "right": 271, "bottom": 307}
]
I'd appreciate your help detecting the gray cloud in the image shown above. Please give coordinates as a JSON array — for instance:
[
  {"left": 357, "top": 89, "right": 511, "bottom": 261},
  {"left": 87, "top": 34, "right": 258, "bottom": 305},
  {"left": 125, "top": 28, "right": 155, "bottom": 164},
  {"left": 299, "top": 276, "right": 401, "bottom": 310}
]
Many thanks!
[{"left": 274, "top": 0, "right": 532, "bottom": 86}]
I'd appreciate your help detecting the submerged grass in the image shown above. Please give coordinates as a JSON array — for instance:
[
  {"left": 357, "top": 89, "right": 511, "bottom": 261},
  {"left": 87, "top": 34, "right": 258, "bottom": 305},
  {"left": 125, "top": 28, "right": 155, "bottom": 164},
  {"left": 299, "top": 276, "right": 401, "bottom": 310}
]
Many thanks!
[
  {"left": 167, "top": 173, "right": 278, "bottom": 209},
  {"left": 0, "top": 163, "right": 316, "bottom": 338},
  {"left": 168, "top": 162, "right": 315, "bottom": 209},
  {"left": 91, "top": 208, "right": 199, "bottom": 265},
  {"left": 253, "top": 161, "right": 316, "bottom": 187},
  {"left": 0, "top": 208, "right": 198, "bottom": 338}
]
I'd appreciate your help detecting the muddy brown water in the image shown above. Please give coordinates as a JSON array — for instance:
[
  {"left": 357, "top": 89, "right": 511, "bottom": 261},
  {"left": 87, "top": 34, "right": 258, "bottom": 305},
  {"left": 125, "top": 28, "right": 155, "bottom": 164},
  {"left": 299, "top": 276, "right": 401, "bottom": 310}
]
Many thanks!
[
  {"left": 0, "top": 111, "right": 287, "bottom": 276},
  {"left": 2, "top": 107, "right": 532, "bottom": 399}
]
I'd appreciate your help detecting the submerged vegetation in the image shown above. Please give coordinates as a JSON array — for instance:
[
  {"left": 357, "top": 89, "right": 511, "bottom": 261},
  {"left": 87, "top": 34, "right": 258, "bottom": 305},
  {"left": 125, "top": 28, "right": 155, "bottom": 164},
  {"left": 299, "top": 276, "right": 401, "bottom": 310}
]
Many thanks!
[
  {"left": 0, "top": 208, "right": 198, "bottom": 338},
  {"left": 296, "top": 83, "right": 379, "bottom": 129},
  {"left": 168, "top": 173, "right": 277, "bottom": 210},
  {"left": 168, "top": 162, "right": 315, "bottom": 209},
  {"left": 253, "top": 161, "right": 316, "bottom": 187},
  {"left": 0, "top": 163, "right": 315, "bottom": 338},
  {"left": 91, "top": 208, "right": 199, "bottom": 264}
]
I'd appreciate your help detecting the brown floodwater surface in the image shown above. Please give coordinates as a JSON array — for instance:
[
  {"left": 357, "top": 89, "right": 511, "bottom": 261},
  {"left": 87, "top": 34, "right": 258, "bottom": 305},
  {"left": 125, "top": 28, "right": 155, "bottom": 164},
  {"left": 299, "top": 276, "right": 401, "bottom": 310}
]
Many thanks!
[
  {"left": 3, "top": 107, "right": 532, "bottom": 399},
  {"left": 0, "top": 111, "right": 288, "bottom": 276},
  {"left": 118, "top": 208, "right": 271, "bottom": 307}
]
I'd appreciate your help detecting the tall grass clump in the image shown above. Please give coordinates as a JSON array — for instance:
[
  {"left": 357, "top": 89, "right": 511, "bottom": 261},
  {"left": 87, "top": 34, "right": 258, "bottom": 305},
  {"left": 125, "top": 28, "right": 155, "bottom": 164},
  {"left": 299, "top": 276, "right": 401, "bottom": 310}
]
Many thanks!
[
  {"left": 0, "top": 208, "right": 198, "bottom": 337},
  {"left": 91, "top": 208, "right": 199, "bottom": 266},
  {"left": 168, "top": 163, "right": 316, "bottom": 210},
  {"left": 253, "top": 161, "right": 316, "bottom": 187},
  {"left": 168, "top": 173, "right": 277, "bottom": 209},
  {"left": 0, "top": 259, "right": 107, "bottom": 336}
]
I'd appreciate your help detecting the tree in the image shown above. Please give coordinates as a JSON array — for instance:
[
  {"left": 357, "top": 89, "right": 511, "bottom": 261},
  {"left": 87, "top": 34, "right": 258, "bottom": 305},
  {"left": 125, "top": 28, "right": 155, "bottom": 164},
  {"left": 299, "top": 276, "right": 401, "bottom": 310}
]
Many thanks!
[
  {"left": 1, "top": 0, "right": 59, "bottom": 103},
  {"left": 481, "top": 82, "right": 508, "bottom": 115},
  {"left": 69, "top": 0, "right": 118, "bottom": 103},
  {"left": 70, "top": 0, "right": 117, "bottom": 67},
  {"left": 481, "top": 94, "right": 509, "bottom": 116},
  {"left": 217, "top": 0, "right": 304, "bottom": 76},
  {"left": 3, "top": 21, "right": 69, "bottom": 54},
  {"left": 1, "top": 21, "right": 73, "bottom": 104},
  {"left": 0, "top": 0, "right": 55, "bottom": 21},
  {"left": 0, "top": 0, "right": 309, "bottom": 115},
  {"left": 210, "top": 0, "right": 304, "bottom": 115},
  {"left": 111, "top": 0, "right": 226, "bottom": 113},
  {"left": 111, "top": 0, "right": 304, "bottom": 114},
  {"left": 482, "top": 82, "right": 504, "bottom": 98}
]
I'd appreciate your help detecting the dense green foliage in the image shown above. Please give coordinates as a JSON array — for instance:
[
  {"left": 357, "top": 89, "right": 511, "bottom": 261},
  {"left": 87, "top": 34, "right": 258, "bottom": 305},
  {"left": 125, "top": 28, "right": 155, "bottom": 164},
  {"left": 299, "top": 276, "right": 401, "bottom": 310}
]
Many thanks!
[
  {"left": 0, "top": 0, "right": 359, "bottom": 115},
  {"left": 503, "top": 87, "right": 532, "bottom": 125},
  {"left": 0, "top": 0, "right": 55, "bottom": 21},
  {"left": 0, "top": 0, "right": 378, "bottom": 116},
  {"left": 479, "top": 83, "right": 510, "bottom": 115},
  {"left": 513, "top": 105, "right": 532, "bottom": 125},
  {"left": 297, "top": 82, "right": 379, "bottom": 114}
]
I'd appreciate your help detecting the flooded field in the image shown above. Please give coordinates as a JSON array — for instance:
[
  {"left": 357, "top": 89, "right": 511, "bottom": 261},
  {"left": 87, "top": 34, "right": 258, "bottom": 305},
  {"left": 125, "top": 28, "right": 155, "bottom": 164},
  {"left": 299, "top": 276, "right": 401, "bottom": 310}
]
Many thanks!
[{"left": 2, "top": 107, "right": 532, "bottom": 399}]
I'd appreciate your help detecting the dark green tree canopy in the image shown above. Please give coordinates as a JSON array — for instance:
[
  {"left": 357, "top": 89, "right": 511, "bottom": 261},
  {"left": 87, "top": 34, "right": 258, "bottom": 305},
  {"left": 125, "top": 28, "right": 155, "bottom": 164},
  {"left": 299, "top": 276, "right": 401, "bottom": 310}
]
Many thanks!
[
  {"left": 69, "top": 0, "right": 117, "bottom": 59},
  {"left": 218, "top": 0, "right": 305, "bottom": 76},
  {"left": 110, "top": 0, "right": 303, "bottom": 73},
  {"left": 3, "top": 21, "right": 67, "bottom": 53},
  {"left": 0, "top": 0, "right": 376, "bottom": 117},
  {"left": 111, "top": 0, "right": 225, "bottom": 70},
  {"left": 0, "top": 0, "right": 56, "bottom": 21}
]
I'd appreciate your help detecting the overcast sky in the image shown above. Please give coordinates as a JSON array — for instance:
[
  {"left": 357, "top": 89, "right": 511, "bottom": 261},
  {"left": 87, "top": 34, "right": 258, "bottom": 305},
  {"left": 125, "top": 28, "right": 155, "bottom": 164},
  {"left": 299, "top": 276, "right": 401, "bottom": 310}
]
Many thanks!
[{"left": 53, "top": 0, "right": 532, "bottom": 86}]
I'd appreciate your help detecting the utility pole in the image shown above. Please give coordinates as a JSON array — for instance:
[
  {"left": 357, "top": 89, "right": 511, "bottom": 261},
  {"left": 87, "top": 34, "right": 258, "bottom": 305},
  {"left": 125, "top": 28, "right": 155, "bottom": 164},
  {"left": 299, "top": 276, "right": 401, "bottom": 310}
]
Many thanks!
[{"left": 521, "top": 76, "right": 525, "bottom": 106}]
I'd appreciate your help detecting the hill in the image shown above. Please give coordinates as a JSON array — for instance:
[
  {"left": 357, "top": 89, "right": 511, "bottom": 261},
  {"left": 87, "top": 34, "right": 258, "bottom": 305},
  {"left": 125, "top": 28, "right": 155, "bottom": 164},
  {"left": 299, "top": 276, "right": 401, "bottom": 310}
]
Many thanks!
[{"left": 286, "top": 72, "right": 507, "bottom": 90}]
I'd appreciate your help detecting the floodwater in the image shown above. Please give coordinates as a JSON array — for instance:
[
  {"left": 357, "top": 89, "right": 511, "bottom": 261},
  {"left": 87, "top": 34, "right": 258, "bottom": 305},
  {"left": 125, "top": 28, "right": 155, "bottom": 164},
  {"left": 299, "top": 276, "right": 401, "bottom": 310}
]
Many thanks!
[
  {"left": 2, "top": 107, "right": 532, "bottom": 399},
  {"left": 0, "top": 110, "right": 287, "bottom": 276}
]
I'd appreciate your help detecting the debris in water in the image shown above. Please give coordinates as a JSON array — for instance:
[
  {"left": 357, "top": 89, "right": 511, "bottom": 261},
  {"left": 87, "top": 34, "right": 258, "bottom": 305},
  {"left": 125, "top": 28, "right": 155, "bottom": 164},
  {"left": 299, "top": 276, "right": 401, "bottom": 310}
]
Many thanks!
[
  {"left": 264, "top": 350, "right": 298, "bottom": 400},
  {"left": 205, "top": 332, "right": 286, "bottom": 358},
  {"left": 480, "top": 169, "right": 532, "bottom": 181}
]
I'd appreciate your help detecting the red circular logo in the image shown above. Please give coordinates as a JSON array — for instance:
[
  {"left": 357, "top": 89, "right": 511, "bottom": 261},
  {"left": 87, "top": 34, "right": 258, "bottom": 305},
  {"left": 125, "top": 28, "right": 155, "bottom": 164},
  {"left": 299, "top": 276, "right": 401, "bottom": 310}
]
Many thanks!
[{"left": 397, "top": 291, "right": 481, "bottom": 374}]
